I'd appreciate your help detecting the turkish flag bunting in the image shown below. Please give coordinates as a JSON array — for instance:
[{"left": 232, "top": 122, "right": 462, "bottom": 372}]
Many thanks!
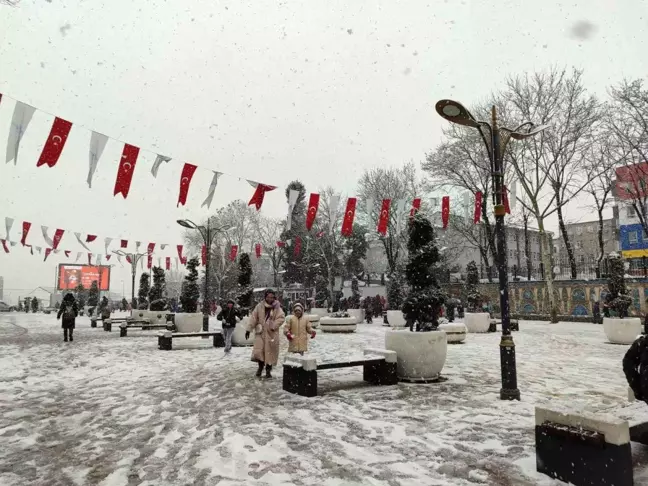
[
  {"left": 166, "top": 257, "right": 171, "bottom": 270},
  {"left": 52, "top": 229, "right": 65, "bottom": 250},
  {"left": 306, "top": 193, "right": 320, "bottom": 230},
  {"left": 502, "top": 185, "right": 511, "bottom": 214},
  {"left": 294, "top": 236, "right": 302, "bottom": 257},
  {"left": 1, "top": 240, "right": 9, "bottom": 253},
  {"left": 88, "top": 253, "right": 92, "bottom": 265},
  {"left": 474, "top": 192, "right": 483, "bottom": 224},
  {"left": 105, "top": 254, "right": 111, "bottom": 261},
  {"left": 177, "top": 244, "right": 187, "bottom": 264},
  {"left": 442, "top": 196, "right": 450, "bottom": 229},
  {"left": 113, "top": 144, "right": 140, "bottom": 198},
  {"left": 86, "top": 235, "right": 97, "bottom": 243},
  {"left": 341, "top": 198, "right": 357, "bottom": 236},
  {"left": 248, "top": 182, "right": 277, "bottom": 210},
  {"left": 177, "top": 163, "right": 198, "bottom": 207},
  {"left": 121, "top": 239, "right": 128, "bottom": 248},
  {"left": 20, "top": 221, "right": 31, "bottom": 246},
  {"left": 44, "top": 248, "right": 52, "bottom": 261},
  {"left": 36, "top": 117, "right": 72, "bottom": 168},
  {"left": 65, "top": 250, "right": 71, "bottom": 258},
  {"left": 255, "top": 243, "right": 262, "bottom": 259},
  {"left": 410, "top": 198, "right": 422, "bottom": 219},
  {"left": 147, "top": 242, "right": 155, "bottom": 254},
  {"left": 126, "top": 255, "right": 132, "bottom": 264},
  {"left": 276, "top": 241, "right": 286, "bottom": 248},
  {"left": 316, "top": 230, "right": 324, "bottom": 238},
  {"left": 201, "top": 245, "right": 207, "bottom": 265},
  {"left": 230, "top": 245, "right": 238, "bottom": 261},
  {"left": 377, "top": 199, "right": 391, "bottom": 235}
]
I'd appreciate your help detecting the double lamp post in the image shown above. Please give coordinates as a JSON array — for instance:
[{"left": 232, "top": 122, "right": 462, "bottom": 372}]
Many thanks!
[{"left": 435, "top": 99, "right": 546, "bottom": 401}]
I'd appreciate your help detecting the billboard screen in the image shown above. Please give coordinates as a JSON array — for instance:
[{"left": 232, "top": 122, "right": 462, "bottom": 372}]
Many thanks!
[
  {"left": 57, "top": 264, "right": 111, "bottom": 291},
  {"left": 615, "top": 162, "right": 648, "bottom": 200}
]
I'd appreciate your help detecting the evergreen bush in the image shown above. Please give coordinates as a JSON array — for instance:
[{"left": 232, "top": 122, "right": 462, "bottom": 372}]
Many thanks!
[
  {"left": 138, "top": 274, "right": 150, "bottom": 310},
  {"left": 464, "top": 261, "right": 483, "bottom": 312},
  {"left": 607, "top": 252, "right": 632, "bottom": 318},
  {"left": 180, "top": 257, "right": 200, "bottom": 313},
  {"left": 236, "top": 253, "right": 253, "bottom": 313}
]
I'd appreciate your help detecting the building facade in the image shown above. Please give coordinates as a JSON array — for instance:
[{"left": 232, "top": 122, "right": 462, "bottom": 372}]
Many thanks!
[{"left": 555, "top": 219, "right": 618, "bottom": 262}]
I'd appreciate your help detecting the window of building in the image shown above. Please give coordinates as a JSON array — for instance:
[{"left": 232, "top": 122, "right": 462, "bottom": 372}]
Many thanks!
[
  {"left": 587, "top": 225, "right": 594, "bottom": 233},
  {"left": 627, "top": 206, "right": 636, "bottom": 218},
  {"left": 575, "top": 241, "right": 583, "bottom": 250},
  {"left": 577, "top": 226, "right": 583, "bottom": 235},
  {"left": 629, "top": 231, "right": 639, "bottom": 244}
]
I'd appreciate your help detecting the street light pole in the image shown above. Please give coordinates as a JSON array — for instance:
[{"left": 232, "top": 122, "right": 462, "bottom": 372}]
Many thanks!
[
  {"left": 113, "top": 250, "right": 148, "bottom": 306},
  {"left": 435, "top": 99, "right": 547, "bottom": 401}
]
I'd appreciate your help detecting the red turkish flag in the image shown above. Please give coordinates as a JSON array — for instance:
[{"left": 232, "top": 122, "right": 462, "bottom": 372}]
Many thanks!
[
  {"left": 410, "top": 198, "right": 421, "bottom": 219},
  {"left": 65, "top": 250, "right": 71, "bottom": 258},
  {"left": 201, "top": 245, "right": 207, "bottom": 265},
  {"left": 177, "top": 244, "right": 187, "bottom": 264},
  {"left": 52, "top": 229, "right": 65, "bottom": 250},
  {"left": 377, "top": 199, "right": 391, "bottom": 235},
  {"left": 341, "top": 198, "right": 357, "bottom": 236},
  {"left": 502, "top": 185, "right": 511, "bottom": 214},
  {"left": 255, "top": 243, "right": 262, "bottom": 259},
  {"left": 177, "top": 163, "right": 198, "bottom": 207},
  {"left": 1, "top": 240, "right": 8, "bottom": 253},
  {"left": 147, "top": 243, "right": 156, "bottom": 269},
  {"left": 121, "top": 239, "right": 128, "bottom": 248},
  {"left": 229, "top": 245, "right": 238, "bottom": 261},
  {"left": 44, "top": 248, "right": 52, "bottom": 261},
  {"left": 474, "top": 192, "right": 483, "bottom": 224},
  {"left": 113, "top": 144, "right": 140, "bottom": 198},
  {"left": 166, "top": 257, "right": 171, "bottom": 270},
  {"left": 36, "top": 117, "right": 72, "bottom": 168},
  {"left": 86, "top": 235, "right": 97, "bottom": 243},
  {"left": 248, "top": 181, "right": 276, "bottom": 210},
  {"left": 276, "top": 241, "right": 286, "bottom": 248},
  {"left": 442, "top": 196, "right": 450, "bottom": 229},
  {"left": 20, "top": 221, "right": 31, "bottom": 246},
  {"left": 105, "top": 254, "right": 111, "bottom": 261},
  {"left": 316, "top": 230, "right": 324, "bottom": 238},
  {"left": 294, "top": 236, "right": 302, "bottom": 257},
  {"left": 306, "top": 193, "right": 320, "bottom": 230},
  {"left": 126, "top": 255, "right": 132, "bottom": 264}
]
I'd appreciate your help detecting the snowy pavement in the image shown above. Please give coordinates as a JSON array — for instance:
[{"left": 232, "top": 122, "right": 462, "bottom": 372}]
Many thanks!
[{"left": 1, "top": 313, "right": 648, "bottom": 486}]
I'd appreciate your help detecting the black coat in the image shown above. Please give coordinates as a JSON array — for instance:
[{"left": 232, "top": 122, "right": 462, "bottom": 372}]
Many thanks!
[
  {"left": 217, "top": 307, "right": 240, "bottom": 329},
  {"left": 623, "top": 335, "right": 648, "bottom": 402},
  {"left": 57, "top": 300, "right": 79, "bottom": 329}
]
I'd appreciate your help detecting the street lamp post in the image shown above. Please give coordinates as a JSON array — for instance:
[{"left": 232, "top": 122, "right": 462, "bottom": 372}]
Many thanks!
[
  {"left": 435, "top": 99, "right": 547, "bottom": 401},
  {"left": 177, "top": 218, "right": 232, "bottom": 333},
  {"left": 112, "top": 250, "right": 149, "bottom": 306}
]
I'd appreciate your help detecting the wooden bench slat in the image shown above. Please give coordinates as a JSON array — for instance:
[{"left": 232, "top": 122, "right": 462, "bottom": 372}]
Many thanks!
[
  {"left": 318, "top": 358, "right": 384, "bottom": 370},
  {"left": 170, "top": 332, "right": 222, "bottom": 338}
]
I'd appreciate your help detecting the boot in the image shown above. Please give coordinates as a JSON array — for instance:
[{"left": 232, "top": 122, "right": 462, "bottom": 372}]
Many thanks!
[
  {"left": 255, "top": 362, "right": 264, "bottom": 378},
  {"left": 69, "top": 330, "right": 73, "bottom": 342},
  {"left": 265, "top": 365, "right": 272, "bottom": 379},
  {"left": 63, "top": 329, "right": 68, "bottom": 342}
]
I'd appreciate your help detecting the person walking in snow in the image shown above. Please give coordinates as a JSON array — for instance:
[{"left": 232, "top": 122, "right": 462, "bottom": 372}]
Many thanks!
[
  {"left": 363, "top": 297, "right": 373, "bottom": 323},
  {"left": 623, "top": 334, "right": 648, "bottom": 404},
  {"left": 284, "top": 302, "right": 315, "bottom": 355},
  {"left": 217, "top": 299, "right": 240, "bottom": 354},
  {"left": 245, "top": 289, "right": 285, "bottom": 378},
  {"left": 99, "top": 296, "right": 111, "bottom": 321},
  {"left": 57, "top": 293, "right": 79, "bottom": 342}
]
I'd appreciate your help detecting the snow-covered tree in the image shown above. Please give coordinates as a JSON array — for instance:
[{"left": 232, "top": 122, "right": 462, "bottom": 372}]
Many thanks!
[
  {"left": 75, "top": 284, "right": 87, "bottom": 309},
  {"left": 18, "top": 300, "right": 24, "bottom": 312},
  {"left": 607, "top": 253, "right": 632, "bottom": 318},
  {"left": 30, "top": 297, "right": 39, "bottom": 313},
  {"left": 88, "top": 281, "right": 99, "bottom": 308},
  {"left": 121, "top": 298, "right": 128, "bottom": 311},
  {"left": 464, "top": 261, "right": 483, "bottom": 312},
  {"left": 149, "top": 267, "right": 168, "bottom": 311},
  {"left": 386, "top": 268, "right": 406, "bottom": 310},
  {"left": 344, "top": 224, "right": 368, "bottom": 279},
  {"left": 255, "top": 215, "right": 286, "bottom": 287},
  {"left": 237, "top": 252, "right": 253, "bottom": 313},
  {"left": 138, "top": 274, "right": 150, "bottom": 309},
  {"left": 401, "top": 213, "right": 446, "bottom": 331},
  {"left": 180, "top": 257, "right": 200, "bottom": 313},
  {"left": 24, "top": 297, "right": 31, "bottom": 313},
  {"left": 348, "top": 276, "right": 361, "bottom": 309}
]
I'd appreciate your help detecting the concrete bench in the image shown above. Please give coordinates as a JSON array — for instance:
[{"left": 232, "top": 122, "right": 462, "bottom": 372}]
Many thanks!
[
  {"left": 91, "top": 316, "right": 127, "bottom": 328},
  {"left": 119, "top": 321, "right": 169, "bottom": 337},
  {"left": 282, "top": 348, "right": 397, "bottom": 397},
  {"left": 103, "top": 318, "right": 150, "bottom": 332},
  {"left": 157, "top": 330, "right": 224, "bottom": 350},
  {"left": 535, "top": 406, "right": 635, "bottom": 485},
  {"left": 488, "top": 319, "right": 519, "bottom": 332}
]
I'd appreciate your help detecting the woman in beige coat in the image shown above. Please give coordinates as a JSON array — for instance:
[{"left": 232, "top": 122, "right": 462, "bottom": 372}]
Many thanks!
[
  {"left": 245, "top": 289, "right": 285, "bottom": 378},
  {"left": 284, "top": 303, "right": 316, "bottom": 354}
]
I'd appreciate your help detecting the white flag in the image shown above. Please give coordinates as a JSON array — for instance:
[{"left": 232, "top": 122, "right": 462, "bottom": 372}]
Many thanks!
[
  {"left": 136, "top": 241, "right": 141, "bottom": 251},
  {"left": 87, "top": 131, "right": 109, "bottom": 188},
  {"left": 9, "top": 241, "right": 17, "bottom": 247},
  {"left": 160, "top": 244, "right": 167, "bottom": 250},
  {"left": 151, "top": 154, "right": 171, "bottom": 178},
  {"left": 117, "top": 254, "right": 122, "bottom": 264},
  {"left": 5, "top": 217, "right": 14, "bottom": 240},
  {"left": 41, "top": 226, "right": 54, "bottom": 247},
  {"left": 463, "top": 192, "right": 470, "bottom": 221},
  {"left": 6, "top": 102, "right": 36, "bottom": 164},
  {"left": 75, "top": 252, "right": 82, "bottom": 262},
  {"left": 104, "top": 237, "right": 112, "bottom": 254},
  {"left": 35, "top": 246, "right": 42, "bottom": 254},
  {"left": 510, "top": 181, "right": 517, "bottom": 210},
  {"left": 395, "top": 199, "right": 407, "bottom": 234},
  {"left": 96, "top": 254, "right": 102, "bottom": 265},
  {"left": 140, "top": 257, "right": 144, "bottom": 270},
  {"left": 328, "top": 195, "right": 340, "bottom": 232},
  {"left": 286, "top": 189, "right": 299, "bottom": 230},
  {"left": 74, "top": 232, "right": 91, "bottom": 251},
  {"left": 175, "top": 257, "right": 179, "bottom": 269},
  {"left": 365, "top": 197, "right": 375, "bottom": 217},
  {"left": 201, "top": 171, "right": 222, "bottom": 209},
  {"left": 157, "top": 257, "right": 161, "bottom": 267}
]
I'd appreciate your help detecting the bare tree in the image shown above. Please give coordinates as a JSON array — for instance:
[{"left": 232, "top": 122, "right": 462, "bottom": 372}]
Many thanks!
[
  {"left": 1, "top": 0, "right": 20, "bottom": 6},
  {"left": 356, "top": 163, "right": 420, "bottom": 274},
  {"left": 254, "top": 216, "right": 286, "bottom": 287}
]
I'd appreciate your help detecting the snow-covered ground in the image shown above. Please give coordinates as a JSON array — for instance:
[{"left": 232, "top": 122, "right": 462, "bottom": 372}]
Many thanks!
[{"left": 1, "top": 313, "right": 647, "bottom": 486}]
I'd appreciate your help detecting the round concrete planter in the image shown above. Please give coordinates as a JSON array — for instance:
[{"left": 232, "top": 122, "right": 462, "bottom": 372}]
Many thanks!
[
  {"left": 311, "top": 308, "right": 329, "bottom": 318},
  {"left": 603, "top": 317, "right": 641, "bottom": 345},
  {"left": 464, "top": 313, "right": 491, "bottom": 333},
  {"left": 387, "top": 310, "right": 407, "bottom": 329},
  {"left": 348, "top": 309, "right": 364, "bottom": 324},
  {"left": 174, "top": 312, "right": 203, "bottom": 333},
  {"left": 385, "top": 329, "right": 447, "bottom": 382},
  {"left": 320, "top": 316, "right": 357, "bottom": 333},
  {"left": 439, "top": 323, "right": 467, "bottom": 344},
  {"left": 232, "top": 317, "right": 254, "bottom": 346},
  {"left": 305, "top": 314, "right": 320, "bottom": 329}
]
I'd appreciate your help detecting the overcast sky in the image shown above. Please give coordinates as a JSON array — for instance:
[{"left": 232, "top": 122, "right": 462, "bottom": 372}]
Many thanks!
[{"left": 0, "top": 0, "right": 647, "bottom": 304}]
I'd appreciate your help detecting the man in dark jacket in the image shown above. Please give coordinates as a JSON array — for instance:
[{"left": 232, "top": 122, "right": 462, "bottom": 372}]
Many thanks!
[
  {"left": 217, "top": 299, "right": 240, "bottom": 353},
  {"left": 57, "top": 293, "right": 79, "bottom": 342},
  {"left": 623, "top": 334, "right": 648, "bottom": 404}
]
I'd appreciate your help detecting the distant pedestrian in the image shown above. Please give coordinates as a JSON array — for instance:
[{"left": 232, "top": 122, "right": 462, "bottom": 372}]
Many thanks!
[
  {"left": 623, "top": 335, "right": 648, "bottom": 405},
  {"left": 57, "top": 293, "right": 79, "bottom": 342},
  {"left": 363, "top": 297, "right": 373, "bottom": 323},
  {"left": 99, "top": 296, "right": 111, "bottom": 320},
  {"left": 217, "top": 299, "right": 240, "bottom": 353},
  {"left": 593, "top": 301, "right": 601, "bottom": 324},
  {"left": 284, "top": 303, "right": 315, "bottom": 354},
  {"left": 245, "top": 289, "right": 285, "bottom": 378},
  {"left": 447, "top": 299, "right": 456, "bottom": 322},
  {"left": 372, "top": 295, "right": 382, "bottom": 319}
]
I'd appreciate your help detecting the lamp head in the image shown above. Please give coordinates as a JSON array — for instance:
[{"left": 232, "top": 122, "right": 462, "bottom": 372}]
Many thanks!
[{"left": 177, "top": 219, "right": 197, "bottom": 229}]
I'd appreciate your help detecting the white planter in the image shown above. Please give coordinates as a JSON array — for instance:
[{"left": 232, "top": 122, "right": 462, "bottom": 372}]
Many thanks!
[
  {"left": 348, "top": 309, "right": 364, "bottom": 324},
  {"left": 174, "top": 312, "right": 203, "bottom": 333},
  {"left": 131, "top": 310, "right": 168, "bottom": 325},
  {"left": 464, "top": 313, "right": 491, "bottom": 333},
  {"left": 603, "top": 317, "right": 641, "bottom": 345},
  {"left": 385, "top": 329, "right": 447, "bottom": 382},
  {"left": 311, "top": 308, "right": 329, "bottom": 317},
  {"left": 387, "top": 310, "right": 407, "bottom": 329},
  {"left": 231, "top": 317, "right": 254, "bottom": 346},
  {"left": 305, "top": 314, "right": 320, "bottom": 329},
  {"left": 439, "top": 323, "right": 467, "bottom": 343},
  {"left": 320, "top": 316, "right": 357, "bottom": 333}
]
